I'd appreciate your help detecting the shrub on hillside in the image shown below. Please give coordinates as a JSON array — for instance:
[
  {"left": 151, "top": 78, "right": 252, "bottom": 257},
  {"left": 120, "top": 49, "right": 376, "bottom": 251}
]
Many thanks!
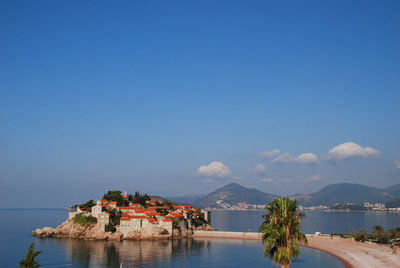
[
  {"left": 105, "top": 224, "right": 116, "bottom": 233},
  {"left": 73, "top": 213, "right": 97, "bottom": 227}
]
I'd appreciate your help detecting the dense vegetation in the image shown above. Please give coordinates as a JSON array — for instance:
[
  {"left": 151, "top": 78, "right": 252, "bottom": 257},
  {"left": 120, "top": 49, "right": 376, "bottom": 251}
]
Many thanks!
[
  {"left": 72, "top": 199, "right": 96, "bottom": 210},
  {"left": 334, "top": 225, "right": 400, "bottom": 245},
  {"left": 108, "top": 208, "right": 121, "bottom": 227},
  {"left": 72, "top": 213, "right": 97, "bottom": 227},
  {"left": 105, "top": 224, "right": 116, "bottom": 233},
  {"left": 19, "top": 243, "right": 41, "bottom": 268},
  {"left": 128, "top": 191, "right": 151, "bottom": 207},
  {"left": 190, "top": 208, "right": 208, "bottom": 227},
  {"left": 102, "top": 190, "right": 130, "bottom": 206}
]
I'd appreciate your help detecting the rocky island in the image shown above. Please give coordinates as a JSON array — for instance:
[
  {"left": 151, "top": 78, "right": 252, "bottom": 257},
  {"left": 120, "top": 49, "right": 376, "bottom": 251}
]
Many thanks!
[{"left": 33, "top": 190, "right": 213, "bottom": 240}]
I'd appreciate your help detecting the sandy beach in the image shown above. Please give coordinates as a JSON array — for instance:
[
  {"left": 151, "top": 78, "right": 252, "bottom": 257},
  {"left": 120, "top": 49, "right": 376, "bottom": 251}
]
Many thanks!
[
  {"left": 193, "top": 231, "right": 400, "bottom": 268},
  {"left": 306, "top": 235, "right": 400, "bottom": 268}
]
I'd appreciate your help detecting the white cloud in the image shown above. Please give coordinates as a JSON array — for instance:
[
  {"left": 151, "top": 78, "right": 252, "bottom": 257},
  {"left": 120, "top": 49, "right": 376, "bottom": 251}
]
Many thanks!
[
  {"left": 302, "top": 174, "right": 322, "bottom": 183},
  {"left": 196, "top": 161, "right": 231, "bottom": 178},
  {"left": 296, "top": 153, "right": 319, "bottom": 164},
  {"left": 260, "top": 149, "right": 281, "bottom": 158},
  {"left": 394, "top": 160, "right": 400, "bottom": 169},
  {"left": 273, "top": 152, "right": 318, "bottom": 164},
  {"left": 250, "top": 163, "right": 267, "bottom": 175},
  {"left": 324, "top": 142, "right": 380, "bottom": 161}
]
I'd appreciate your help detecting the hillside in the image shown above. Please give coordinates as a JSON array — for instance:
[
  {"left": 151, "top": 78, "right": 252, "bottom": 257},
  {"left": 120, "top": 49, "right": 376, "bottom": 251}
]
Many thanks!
[
  {"left": 384, "top": 184, "right": 400, "bottom": 198},
  {"left": 293, "top": 183, "right": 396, "bottom": 206},
  {"left": 191, "top": 183, "right": 276, "bottom": 208}
]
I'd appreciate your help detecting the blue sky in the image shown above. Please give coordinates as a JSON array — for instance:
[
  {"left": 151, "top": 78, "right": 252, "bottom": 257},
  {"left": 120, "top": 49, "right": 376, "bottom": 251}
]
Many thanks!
[{"left": 1, "top": 1, "right": 399, "bottom": 208}]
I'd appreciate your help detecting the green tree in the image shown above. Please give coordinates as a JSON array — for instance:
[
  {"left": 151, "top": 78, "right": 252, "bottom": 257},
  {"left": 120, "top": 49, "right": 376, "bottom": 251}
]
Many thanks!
[
  {"left": 102, "top": 190, "right": 129, "bottom": 206},
  {"left": 260, "top": 197, "right": 307, "bottom": 268},
  {"left": 131, "top": 191, "right": 151, "bottom": 206},
  {"left": 373, "top": 225, "right": 383, "bottom": 240},
  {"left": 19, "top": 243, "right": 42, "bottom": 268},
  {"left": 108, "top": 208, "right": 121, "bottom": 226}
]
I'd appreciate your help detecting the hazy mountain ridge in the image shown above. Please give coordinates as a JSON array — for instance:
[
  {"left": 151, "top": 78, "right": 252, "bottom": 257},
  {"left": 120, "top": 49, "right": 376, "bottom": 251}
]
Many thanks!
[
  {"left": 172, "top": 182, "right": 400, "bottom": 208},
  {"left": 189, "top": 183, "right": 276, "bottom": 208},
  {"left": 292, "top": 183, "right": 397, "bottom": 206}
]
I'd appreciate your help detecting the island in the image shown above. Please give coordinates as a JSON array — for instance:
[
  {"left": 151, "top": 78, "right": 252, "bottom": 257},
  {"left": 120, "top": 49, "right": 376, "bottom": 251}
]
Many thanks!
[{"left": 33, "top": 190, "right": 213, "bottom": 240}]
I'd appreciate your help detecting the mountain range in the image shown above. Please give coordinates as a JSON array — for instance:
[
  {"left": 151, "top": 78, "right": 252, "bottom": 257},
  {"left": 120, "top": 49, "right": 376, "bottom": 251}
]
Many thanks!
[{"left": 168, "top": 182, "right": 400, "bottom": 208}]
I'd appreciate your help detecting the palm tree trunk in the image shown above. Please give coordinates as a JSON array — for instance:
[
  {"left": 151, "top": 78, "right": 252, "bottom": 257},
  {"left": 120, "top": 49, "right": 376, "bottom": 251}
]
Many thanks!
[{"left": 281, "top": 263, "right": 289, "bottom": 268}]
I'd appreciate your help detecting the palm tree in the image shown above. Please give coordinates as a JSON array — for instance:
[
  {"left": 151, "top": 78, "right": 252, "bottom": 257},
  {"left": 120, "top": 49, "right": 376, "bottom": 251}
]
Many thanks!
[
  {"left": 260, "top": 197, "right": 307, "bottom": 268},
  {"left": 19, "top": 242, "right": 42, "bottom": 268}
]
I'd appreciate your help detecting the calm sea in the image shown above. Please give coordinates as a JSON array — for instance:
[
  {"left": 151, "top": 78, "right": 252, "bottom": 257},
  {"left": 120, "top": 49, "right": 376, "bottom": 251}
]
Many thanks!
[
  {"left": 212, "top": 209, "right": 400, "bottom": 234},
  {"left": 2, "top": 209, "right": 399, "bottom": 267}
]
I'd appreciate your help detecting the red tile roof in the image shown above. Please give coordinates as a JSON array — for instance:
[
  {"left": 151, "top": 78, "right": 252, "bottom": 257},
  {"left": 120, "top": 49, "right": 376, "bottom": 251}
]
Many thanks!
[
  {"left": 99, "top": 199, "right": 108, "bottom": 202},
  {"left": 130, "top": 215, "right": 146, "bottom": 219},
  {"left": 147, "top": 218, "right": 158, "bottom": 224},
  {"left": 148, "top": 205, "right": 168, "bottom": 209},
  {"left": 132, "top": 209, "right": 145, "bottom": 213},
  {"left": 119, "top": 207, "right": 135, "bottom": 210},
  {"left": 145, "top": 212, "right": 161, "bottom": 216},
  {"left": 147, "top": 198, "right": 162, "bottom": 203},
  {"left": 108, "top": 201, "right": 117, "bottom": 205}
]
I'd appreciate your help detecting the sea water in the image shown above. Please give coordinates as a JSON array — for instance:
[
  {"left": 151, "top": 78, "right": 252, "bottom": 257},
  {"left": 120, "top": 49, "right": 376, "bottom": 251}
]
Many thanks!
[{"left": 5, "top": 209, "right": 398, "bottom": 267}]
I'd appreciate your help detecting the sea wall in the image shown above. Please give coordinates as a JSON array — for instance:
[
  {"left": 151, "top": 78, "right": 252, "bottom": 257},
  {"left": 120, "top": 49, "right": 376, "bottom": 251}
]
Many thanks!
[{"left": 193, "top": 230, "right": 262, "bottom": 240}]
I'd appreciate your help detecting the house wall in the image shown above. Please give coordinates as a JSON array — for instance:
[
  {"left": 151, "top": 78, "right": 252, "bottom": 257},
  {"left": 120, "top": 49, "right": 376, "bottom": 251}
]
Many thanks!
[
  {"left": 91, "top": 205, "right": 102, "bottom": 217},
  {"left": 68, "top": 211, "right": 77, "bottom": 220},
  {"left": 97, "top": 212, "right": 110, "bottom": 231},
  {"left": 120, "top": 219, "right": 143, "bottom": 236}
]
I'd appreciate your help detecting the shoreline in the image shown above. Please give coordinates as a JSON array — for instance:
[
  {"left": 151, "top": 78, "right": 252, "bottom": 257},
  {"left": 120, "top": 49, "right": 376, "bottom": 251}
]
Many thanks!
[
  {"left": 304, "top": 238, "right": 354, "bottom": 268},
  {"left": 193, "top": 231, "right": 400, "bottom": 268}
]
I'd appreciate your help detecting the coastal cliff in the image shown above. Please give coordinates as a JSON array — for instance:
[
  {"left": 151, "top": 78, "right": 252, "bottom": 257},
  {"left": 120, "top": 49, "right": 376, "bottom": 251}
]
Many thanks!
[{"left": 33, "top": 219, "right": 169, "bottom": 240}]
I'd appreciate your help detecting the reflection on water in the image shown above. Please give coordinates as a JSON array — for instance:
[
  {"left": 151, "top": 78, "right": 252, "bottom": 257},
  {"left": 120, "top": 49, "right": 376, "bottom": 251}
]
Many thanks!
[
  {"left": 40, "top": 238, "right": 343, "bottom": 268},
  {"left": 49, "top": 238, "right": 208, "bottom": 267}
]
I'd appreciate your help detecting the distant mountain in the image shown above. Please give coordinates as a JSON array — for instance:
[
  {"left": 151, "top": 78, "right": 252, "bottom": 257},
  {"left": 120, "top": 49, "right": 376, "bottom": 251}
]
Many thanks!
[
  {"left": 386, "top": 198, "right": 400, "bottom": 208},
  {"left": 166, "top": 182, "right": 400, "bottom": 209},
  {"left": 166, "top": 194, "right": 206, "bottom": 204},
  {"left": 192, "top": 183, "right": 276, "bottom": 208},
  {"left": 292, "top": 183, "right": 396, "bottom": 206},
  {"left": 383, "top": 184, "right": 400, "bottom": 198}
]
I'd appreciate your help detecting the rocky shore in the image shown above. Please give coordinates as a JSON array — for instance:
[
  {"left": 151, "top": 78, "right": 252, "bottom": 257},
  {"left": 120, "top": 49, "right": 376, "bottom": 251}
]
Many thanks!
[{"left": 33, "top": 219, "right": 214, "bottom": 241}]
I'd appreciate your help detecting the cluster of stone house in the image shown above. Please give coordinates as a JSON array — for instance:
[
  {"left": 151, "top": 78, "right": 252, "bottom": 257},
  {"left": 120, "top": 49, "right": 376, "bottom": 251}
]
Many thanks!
[{"left": 69, "top": 192, "right": 210, "bottom": 237}]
